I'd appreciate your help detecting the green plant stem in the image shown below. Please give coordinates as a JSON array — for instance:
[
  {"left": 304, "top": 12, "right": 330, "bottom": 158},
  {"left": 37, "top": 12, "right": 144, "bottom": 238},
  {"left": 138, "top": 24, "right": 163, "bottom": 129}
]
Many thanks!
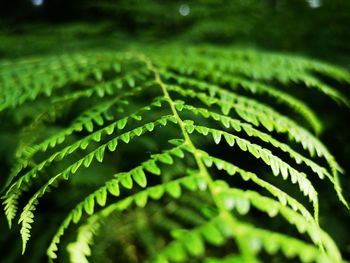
[{"left": 139, "top": 53, "right": 258, "bottom": 262}]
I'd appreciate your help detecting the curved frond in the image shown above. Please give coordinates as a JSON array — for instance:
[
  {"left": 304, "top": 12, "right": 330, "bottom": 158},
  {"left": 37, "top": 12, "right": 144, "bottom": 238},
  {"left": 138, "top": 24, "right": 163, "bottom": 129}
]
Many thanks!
[{"left": 1, "top": 46, "right": 348, "bottom": 262}]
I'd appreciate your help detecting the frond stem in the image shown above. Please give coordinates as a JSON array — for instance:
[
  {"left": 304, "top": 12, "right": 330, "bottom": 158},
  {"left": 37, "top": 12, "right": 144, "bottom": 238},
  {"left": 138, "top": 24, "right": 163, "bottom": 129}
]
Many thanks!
[{"left": 138, "top": 53, "right": 258, "bottom": 262}]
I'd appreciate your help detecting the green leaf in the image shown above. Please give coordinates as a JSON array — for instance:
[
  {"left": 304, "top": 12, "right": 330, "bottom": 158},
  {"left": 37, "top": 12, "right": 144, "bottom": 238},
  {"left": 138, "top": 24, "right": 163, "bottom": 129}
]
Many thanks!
[
  {"left": 117, "top": 118, "right": 128, "bottom": 130},
  {"left": 107, "top": 138, "right": 118, "bottom": 151},
  {"left": 84, "top": 153, "right": 94, "bottom": 167},
  {"left": 80, "top": 140, "right": 89, "bottom": 150},
  {"left": 224, "top": 133, "right": 235, "bottom": 147},
  {"left": 158, "top": 153, "right": 173, "bottom": 164},
  {"left": 120, "top": 174, "right": 133, "bottom": 189},
  {"left": 185, "top": 123, "right": 195, "bottom": 134},
  {"left": 236, "top": 138, "right": 247, "bottom": 151},
  {"left": 71, "top": 159, "right": 83, "bottom": 174},
  {"left": 92, "top": 131, "right": 102, "bottom": 142},
  {"left": 148, "top": 185, "right": 165, "bottom": 200},
  {"left": 184, "top": 232, "right": 204, "bottom": 256},
  {"left": 248, "top": 145, "right": 261, "bottom": 159},
  {"left": 95, "top": 146, "right": 105, "bottom": 162},
  {"left": 134, "top": 191, "right": 148, "bottom": 207},
  {"left": 212, "top": 131, "right": 222, "bottom": 144},
  {"left": 172, "top": 148, "right": 185, "bottom": 158},
  {"left": 270, "top": 157, "right": 280, "bottom": 176},
  {"left": 168, "top": 139, "right": 185, "bottom": 146},
  {"left": 158, "top": 117, "right": 168, "bottom": 126},
  {"left": 134, "top": 127, "right": 143, "bottom": 136},
  {"left": 221, "top": 117, "right": 231, "bottom": 128},
  {"left": 131, "top": 114, "right": 142, "bottom": 121},
  {"left": 144, "top": 161, "right": 161, "bottom": 175},
  {"left": 235, "top": 197, "right": 250, "bottom": 215},
  {"left": 72, "top": 208, "right": 82, "bottom": 223},
  {"left": 84, "top": 120, "right": 94, "bottom": 132},
  {"left": 220, "top": 103, "right": 231, "bottom": 115},
  {"left": 105, "top": 124, "right": 115, "bottom": 135},
  {"left": 166, "top": 243, "right": 187, "bottom": 262},
  {"left": 165, "top": 181, "right": 182, "bottom": 198},
  {"left": 175, "top": 100, "right": 185, "bottom": 111},
  {"left": 132, "top": 168, "right": 147, "bottom": 187},
  {"left": 120, "top": 133, "right": 130, "bottom": 143},
  {"left": 201, "top": 223, "right": 225, "bottom": 246},
  {"left": 96, "top": 189, "right": 107, "bottom": 206},
  {"left": 83, "top": 196, "right": 95, "bottom": 215},
  {"left": 180, "top": 176, "right": 198, "bottom": 191},
  {"left": 145, "top": 122, "right": 155, "bottom": 131},
  {"left": 196, "top": 126, "right": 209, "bottom": 135},
  {"left": 152, "top": 99, "right": 162, "bottom": 107},
  {"left": 106, "top": 180, "right": 120, "bottom": 196}
]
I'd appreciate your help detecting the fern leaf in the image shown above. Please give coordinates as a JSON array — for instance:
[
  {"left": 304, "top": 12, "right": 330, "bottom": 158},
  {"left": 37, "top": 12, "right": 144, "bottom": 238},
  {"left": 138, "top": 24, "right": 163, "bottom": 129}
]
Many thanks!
[
  {"left": 163, "top": 70, "right": 323, "bottom": 134},
  {"left": 182, "top": 104, "right": 338, "bottom": 192},
  {"left": 16, "top": 115, "right": 178, "bottom": 250},
  {"left": 64, "top": 173, "right": 201, "bottom": 262},
  {"left": 1, "top": 46, "right": 348, "bottom": 262}
]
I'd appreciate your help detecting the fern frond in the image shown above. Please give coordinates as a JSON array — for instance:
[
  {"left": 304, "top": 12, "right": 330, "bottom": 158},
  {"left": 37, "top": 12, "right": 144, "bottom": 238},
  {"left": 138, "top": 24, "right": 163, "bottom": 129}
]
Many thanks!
[
  {"left": 149, "top": 214, "right": 337, "bottom": 263},
  {"left": 167, "top": 84, "right": 334, "bottom": 162},
  {"left": 0, "top": 52, "right": 127, "bottom": 111},
  {"left": 15, "top": 91, "right": 158, "bottom": 164},
  {"left": 47, "top": 142, "right": 191, "bottom": 259},
  {"left": 180, "top": 104, "right": 340, "bottom": 199},
  {"left": 162, "top": 70, "right": 323, "bottom": 134},
  {"left": 17, "top": 114, "right": 178, "bottom": 252},
  {"left": 1, "top": 46, "right": 348, "bottom": 262},
  {"left": 3, "top": 96, "right": 167, "bottom": 203},
  {"left": 218, "top": 185, "right": 337, "bottom": 253},
  {"left": 186, "top": 123, "right": 319, "bottom": 214},
  {"left": 167, "top": 85, "right": 347, "bottom": 207},
  {"left": 199, "top": 152, "right": 316, "bottom": 223},
  {"left": 50, "top": 67, "right": 151, "bottom": 104},
  {"left": 160, "top": 46, "right": 350, "bottom": 106},
  {"left": 64, "top": 172, "right": 201, "bottom": 262}
]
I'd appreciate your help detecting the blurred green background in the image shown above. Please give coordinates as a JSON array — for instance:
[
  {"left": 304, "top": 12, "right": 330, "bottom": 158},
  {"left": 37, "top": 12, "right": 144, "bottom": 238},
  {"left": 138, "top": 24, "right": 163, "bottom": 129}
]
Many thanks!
[
  {"left": 0, "top": 0, "right": 349, "bottom": 262},
  {"left": 1, "top": 0, "right": 350, "bottom": 62}
]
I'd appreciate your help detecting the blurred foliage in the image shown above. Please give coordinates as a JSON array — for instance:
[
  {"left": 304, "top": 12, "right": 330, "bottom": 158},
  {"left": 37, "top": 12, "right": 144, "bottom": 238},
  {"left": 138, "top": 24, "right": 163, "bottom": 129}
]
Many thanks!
[{"left": 1, "top": 0, "right": 350, "bottom": 61}]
